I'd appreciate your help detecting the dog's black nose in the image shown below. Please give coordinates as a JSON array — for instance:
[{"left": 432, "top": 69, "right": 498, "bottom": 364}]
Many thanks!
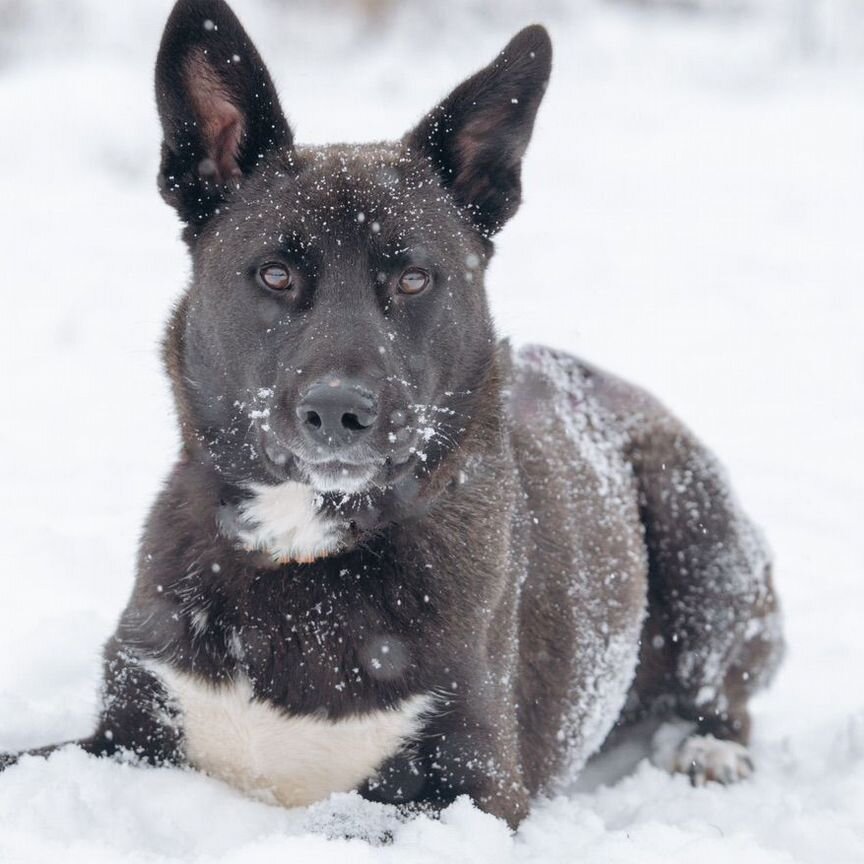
[{"left": 296, "top": 378, "right": 379, "bottom": 449}]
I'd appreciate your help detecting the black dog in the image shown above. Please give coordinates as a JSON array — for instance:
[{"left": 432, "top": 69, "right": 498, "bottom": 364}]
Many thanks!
[{"left": 0, "top": 0, "right": 783, "bottom": 828}]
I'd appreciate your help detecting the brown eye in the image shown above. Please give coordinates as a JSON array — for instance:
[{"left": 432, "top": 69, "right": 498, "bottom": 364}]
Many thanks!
[
  {"left": 398, "top": 267, "right": 430, "bottom": 295},
  {"left": 258, "top": 263, "right": 293, "bottom": 292}
]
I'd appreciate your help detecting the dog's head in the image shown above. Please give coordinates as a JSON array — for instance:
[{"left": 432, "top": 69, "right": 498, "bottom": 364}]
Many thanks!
[{"left": 157, "top": 0, "right": 551, "bottom": 500}]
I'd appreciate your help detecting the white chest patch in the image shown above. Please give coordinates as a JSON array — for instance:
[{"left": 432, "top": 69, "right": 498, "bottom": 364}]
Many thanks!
[
  {"left": 152, "top": 664, "right": 432, "bottom": 807},
  {"left": 235, "top": 480, "right": 342, "bottom": 563}
]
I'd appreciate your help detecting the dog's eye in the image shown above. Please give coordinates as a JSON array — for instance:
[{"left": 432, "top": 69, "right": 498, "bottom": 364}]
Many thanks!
[
  {"left": 258, "top": 263, "right": 293, "bottom": 292},
  {"left": 398, "top": 268, "right": 430, "bottom": 296}
]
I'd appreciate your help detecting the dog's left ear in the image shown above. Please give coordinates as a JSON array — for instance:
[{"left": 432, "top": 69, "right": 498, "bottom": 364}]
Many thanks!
[
  {"left": 405, "top": 25, "right": 552, "bottom": 236},
  {"left": 155, "top": 0, "right": 292, "bottom": 225}
]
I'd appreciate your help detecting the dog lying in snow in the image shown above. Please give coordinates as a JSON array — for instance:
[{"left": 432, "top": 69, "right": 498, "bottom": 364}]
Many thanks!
[{"left": 0, "top": 0, "right": 784, "bottom": 828}]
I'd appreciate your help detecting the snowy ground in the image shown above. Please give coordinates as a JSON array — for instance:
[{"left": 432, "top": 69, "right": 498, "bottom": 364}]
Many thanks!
[{"left": 0, "top": 1, "right": 862, "bottom": 861}]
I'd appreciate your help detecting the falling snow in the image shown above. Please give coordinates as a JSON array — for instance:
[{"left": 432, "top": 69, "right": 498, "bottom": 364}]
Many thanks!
[{"left": 0, "top": 2, "right": 863, "bottom": 863}]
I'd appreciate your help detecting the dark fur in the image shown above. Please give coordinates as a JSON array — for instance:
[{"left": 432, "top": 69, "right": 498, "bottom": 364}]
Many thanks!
[{"left": 0, "top": 0, "right": 783, "bottom": 828}]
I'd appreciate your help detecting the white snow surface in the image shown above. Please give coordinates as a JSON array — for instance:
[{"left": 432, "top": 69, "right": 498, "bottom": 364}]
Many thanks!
[{"left": 1, "top": 2, "right": 863, "bottom": 862}]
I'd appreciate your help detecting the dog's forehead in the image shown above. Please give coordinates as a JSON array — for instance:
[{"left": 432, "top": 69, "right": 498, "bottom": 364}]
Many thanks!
[
  {"left": 207, "top": 142, "right": 482, "bottom": 267},
  {"left": 224, "top": 142, "right": 464, "bottom": 249},
  {"left": 282, "top": 143, "right": 441, "bottom": 236},
  {"left": 291, "top": 143, "right": 407, "bottom": 198}
]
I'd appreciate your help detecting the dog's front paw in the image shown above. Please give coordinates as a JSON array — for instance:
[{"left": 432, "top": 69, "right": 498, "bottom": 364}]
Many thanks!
[{"left": 674, "top": 734, "right": 754, "bottom": 786}]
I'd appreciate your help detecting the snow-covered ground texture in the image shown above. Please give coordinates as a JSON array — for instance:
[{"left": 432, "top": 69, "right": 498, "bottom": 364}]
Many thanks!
[{"left": 1, "top": 1, "right": 863, "bottom": 861}]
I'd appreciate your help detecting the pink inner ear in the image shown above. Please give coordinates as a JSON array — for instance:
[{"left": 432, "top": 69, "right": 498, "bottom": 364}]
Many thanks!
[{"left": 185, "top": 49, "right": 245, "bottom": 183}]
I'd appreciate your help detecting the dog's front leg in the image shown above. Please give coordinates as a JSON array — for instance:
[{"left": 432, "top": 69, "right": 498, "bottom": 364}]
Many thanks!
[
  {"left": 0, "top": 636, "right": 184, "bottom": 772},
  {"left": 421, "top": 706, "right": 529, "bottom": 829},
  {"left": 360, "top": 693, "right": 528, "bottom": 829}
]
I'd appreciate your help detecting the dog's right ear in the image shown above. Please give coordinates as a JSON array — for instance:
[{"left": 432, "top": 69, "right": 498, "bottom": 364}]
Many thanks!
[{"left": 155, "top": 0, "right": 292, "bottom": 226}]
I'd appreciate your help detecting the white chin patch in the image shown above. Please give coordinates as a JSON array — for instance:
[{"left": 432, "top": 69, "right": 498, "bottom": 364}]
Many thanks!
[{"left": 236, "top": 480, "right": 342, "bottom": 563}]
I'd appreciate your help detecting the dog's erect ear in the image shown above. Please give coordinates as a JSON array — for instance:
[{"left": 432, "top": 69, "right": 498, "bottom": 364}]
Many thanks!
[
  {"left": 155, "top": 0, "right": 291, "bottom": 225},
  {"left": 405, "top": 25, "right": 551, "bottom": 236}
]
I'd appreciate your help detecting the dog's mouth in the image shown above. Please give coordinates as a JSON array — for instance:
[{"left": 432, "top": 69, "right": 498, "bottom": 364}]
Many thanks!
[
  {"left": 296, "top": 459, "right": 380, "bottom": 495},
  {"left": 259, "top": 431, "right": 415, "bottom": 495}
]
